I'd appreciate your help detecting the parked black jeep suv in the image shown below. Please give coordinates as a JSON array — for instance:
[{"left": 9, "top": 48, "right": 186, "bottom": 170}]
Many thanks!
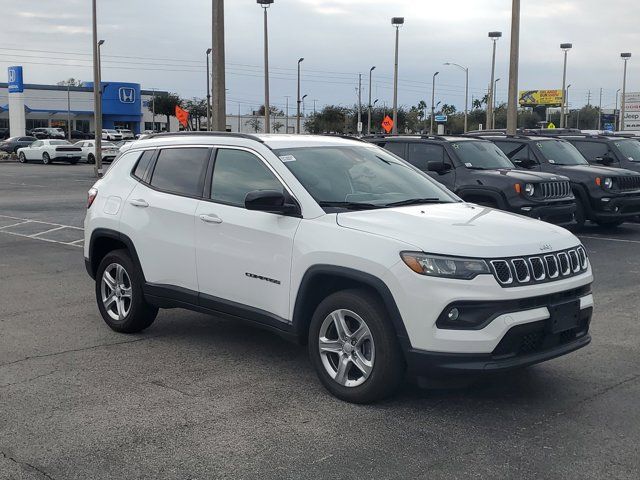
[
  {"left": 364, "top": 135, "right": 576, "bottom": 225},
  {"left": 557, "top": 134, "right": 640, "bottom": 174},
  {"left": 479, "top": 134, "right": 640, "bottom": 227}
]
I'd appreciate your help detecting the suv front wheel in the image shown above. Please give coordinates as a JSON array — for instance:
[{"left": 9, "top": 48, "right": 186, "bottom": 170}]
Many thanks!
[
  {"left": 308, "top": 289, "right": 405, "bottom": 403},
  {"left": 95, "top": 249, "right": 158, "bottom": 333}
]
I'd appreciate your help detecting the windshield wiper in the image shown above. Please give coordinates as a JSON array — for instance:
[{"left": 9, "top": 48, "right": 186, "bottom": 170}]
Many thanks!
[
  {"left": 318, "top": 201, "right": 383, "bottom": 210},
  {"left": 384, "top": 198, "right": 445, "bottom": 207}
]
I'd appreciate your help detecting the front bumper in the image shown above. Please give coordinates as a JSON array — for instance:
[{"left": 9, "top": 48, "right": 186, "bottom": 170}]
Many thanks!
[
  {"left": 516, "top": 201, "right": 576, "bottom": 225},
  {"left": 592, "top": 193, "right": 640, "bottom": 220}
]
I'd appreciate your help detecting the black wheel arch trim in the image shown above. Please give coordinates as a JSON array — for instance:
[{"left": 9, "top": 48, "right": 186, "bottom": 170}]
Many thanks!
[
  {"left": 87, "top": 228, "right": 145, "bottom": 282},
  {"left": 292, "top": 264, "right": 410, "bottom": 345},
  {"left": 456, "top": 187, "right": 508, "bottom": 209}
]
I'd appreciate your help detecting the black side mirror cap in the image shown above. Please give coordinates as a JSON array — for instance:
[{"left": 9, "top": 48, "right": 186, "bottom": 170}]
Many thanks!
[
  {"left": 427, "top": 161, "right": 449, "bottom": 173},
  {"left": 595, "top": 156, "right": 614, "bottom": 165},
  {"left": 245, "top": 190, "right": 301, "bottom": 216}
]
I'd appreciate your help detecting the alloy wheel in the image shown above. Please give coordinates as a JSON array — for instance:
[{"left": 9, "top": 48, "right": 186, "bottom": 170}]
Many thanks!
[
  {"left": 318, "top": 309, "right": 375, "bottom": 387},
  {"left": 100, "top": 263, "right": 132, "bottom": 322}
]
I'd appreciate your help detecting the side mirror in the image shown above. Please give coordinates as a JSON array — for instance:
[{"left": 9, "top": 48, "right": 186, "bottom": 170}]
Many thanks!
[
  {"left": 595, "top": 155, "right": 614, "bottom": 165},
  {"left": 516, "top": 158, "right": 536, "bottom": 169},
  {"left": 245, "top": 190, "right": 300, "bottom": 216},
  {"left": 427, "top": 161, "right": 450, "bottom": 173}
]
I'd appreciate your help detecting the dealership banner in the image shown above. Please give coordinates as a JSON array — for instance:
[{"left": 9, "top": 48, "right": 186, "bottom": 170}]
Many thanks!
[
  {"left": 519, "top": 89, "right": 563, "bottom": 107},
  {"left": 623, "top": 92, "right": 640, "bottom": 130}
]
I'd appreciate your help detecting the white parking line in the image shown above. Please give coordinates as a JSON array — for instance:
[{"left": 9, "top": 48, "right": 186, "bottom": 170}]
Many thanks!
[
  {"left": 0, "top": 214, "right": 84, "bottom": 248},
  {"left": 0, "top": 214, "right": 83, "bottom": 230},
  {"left": 0, "top": 220, "right": 32, "bottom": 230},
  {"left": 579, "top": 235, "right": 640, "bottom": 245},
  {"left": 30, "top": 226, "right": 67, "bottom": 237},
  {"left": 0, "top": 229, "right": 83, "bottom": 248}
]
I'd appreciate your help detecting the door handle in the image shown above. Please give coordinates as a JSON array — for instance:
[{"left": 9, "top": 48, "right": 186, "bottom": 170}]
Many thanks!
[
  {"left": 199, "top": 214, "right": 223, "bottom": 224},
  {"left": 129, "top": 199, "right": 149, "bottom": 208}
]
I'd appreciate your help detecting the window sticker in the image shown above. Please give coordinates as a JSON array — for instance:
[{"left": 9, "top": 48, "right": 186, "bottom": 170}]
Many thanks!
[
  {"left": 279, "top": 155, "right": 297, "bottom": 163},
  {"left": 464, "top": 162, "right": 473, "bottom": 167}
]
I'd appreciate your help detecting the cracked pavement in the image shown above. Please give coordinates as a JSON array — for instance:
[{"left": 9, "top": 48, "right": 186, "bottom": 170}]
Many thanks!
[{"left": 1, "top": 163, "right": 640, "bottom": 479}]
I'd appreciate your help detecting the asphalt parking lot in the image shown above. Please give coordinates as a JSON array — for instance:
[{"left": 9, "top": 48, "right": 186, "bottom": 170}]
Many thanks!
[{"left": 1, "top": 162, "right": 639, "bottom": 480}]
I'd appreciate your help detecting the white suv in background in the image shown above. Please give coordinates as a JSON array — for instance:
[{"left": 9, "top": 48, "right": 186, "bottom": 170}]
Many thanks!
[
  {"left": 84, "top": 133, "right": 594, "bottom": 403},
  {"left": 116, "top": 128, "right": 135, "bottom": 140},
  {"left": 102, "top": 129, "right": 123, "bottom": 141}
]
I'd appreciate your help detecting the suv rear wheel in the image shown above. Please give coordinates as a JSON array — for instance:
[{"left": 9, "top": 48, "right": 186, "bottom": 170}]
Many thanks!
[
  {"left": 308, "top": 289, "right": 404, "bottom": 403},
  {"left": 95, "top": 249, "right": 158, "bottom": 333}
]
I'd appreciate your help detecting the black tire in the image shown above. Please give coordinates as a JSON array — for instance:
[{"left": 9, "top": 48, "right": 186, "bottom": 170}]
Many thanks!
[
  {"left": 87, "top": 153, "right": 95, "bottom": 164},
  {"left": 18, "top": 152, "right": 27, "bottom": 163},
  {"left": 308, "top": 289, "right": 405, "bottom": 403},
  {"left": 595, "top": 219, "right": 624, "bottom": 228},
  {"left": 574, "top": 196, "right": 586, "bottom": 228},
  {"left": 95, "top": 249, "right": 158, "bottom": 333},
  {"left": 42, "top": 152, "right": 50, "bottom": 165}
]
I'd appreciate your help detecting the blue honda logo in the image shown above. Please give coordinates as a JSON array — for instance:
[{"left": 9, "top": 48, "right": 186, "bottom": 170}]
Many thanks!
[{"left": 119, "top": 87, "right": 136, "bottom": 103}]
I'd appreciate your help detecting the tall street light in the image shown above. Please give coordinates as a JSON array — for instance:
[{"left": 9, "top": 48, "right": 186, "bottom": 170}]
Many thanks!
[
  {"left": 257, "top": 0, "right": 273, "bottom": 133},
  {"left": 368, "top": 66, "right": 376, "bottom": 135},
  {"left": 206, "top": 48, "right": 212, "bottom": 131},
  {"left": 493, "top": 78, "right": 501, "bottom": 128},
  {"left": 506, "top": 0, "right": 520, "bottom": 135},
  {"left": 565, "top": 83, "right": 571, "bottom": 127},
  {"left": 559, "top": 43, "right": 572, "bottom": 128},
  {"left": 430, "top": 71, "right": 439, "bottom": 134},
  {"left": 444, "top": 62, "right": 468, "bottom": 132},
  {"left": 296, "top": 57, "right": 304, "bottom": 133},
  {"left": 615, "top": 88, "right": 621, "bottom": 130},
  {"left": 487, "top": 31, "right": 502, "bottom": 130},
  {"left": 620, "top": 52, "right": 632, "bottom": 131},
  {"left": 302, "top": 94, "right": 308, "bottom": 119},
  {"left": 91, "top": 0, "right": 103, "bottom": 177},
  {"left": 391, "top": 17, "right": 404, "bottom": 134}
]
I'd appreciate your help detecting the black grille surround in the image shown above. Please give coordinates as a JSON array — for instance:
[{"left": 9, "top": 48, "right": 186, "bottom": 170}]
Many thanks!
[
  {"left": 617, "top": 175, "right": 640, "bottom": 191},
  {"left": 488, "top": 246, "right": 588, "bottom": 288}
]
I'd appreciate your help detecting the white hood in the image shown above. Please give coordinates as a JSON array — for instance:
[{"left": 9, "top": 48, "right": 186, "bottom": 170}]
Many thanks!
[{"left": 336, "top": 203, "right": 580, "bottom": 258}]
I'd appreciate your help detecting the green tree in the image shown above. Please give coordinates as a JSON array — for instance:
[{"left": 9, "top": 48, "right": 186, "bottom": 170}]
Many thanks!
[
  {"left": 149, "top": 92, "right": 182, "bottom": 131},
  {"left": 57, "top": 78, "right": 83, "bottom": 87},
  {"left": 258, "top": 105, "right": 285, "bottom": 116},
  {"left": 184, "top": 98, "right": 208, "bottom": 130},
  {"left": 245, "top": 117, "right": 262, "bottom": 133},
  {"left": 272, "top": 121, "right": 284, "bottom": 133},
  {"left": 441, "top": 104, "right": 457, "bottom": 116}
]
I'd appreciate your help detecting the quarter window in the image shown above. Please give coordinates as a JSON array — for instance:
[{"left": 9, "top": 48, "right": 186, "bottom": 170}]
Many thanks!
[
  {"left": 571, "top": 141, "right": 609, "bottom": 161},
  {"left": 210, "top": 149, "right": 283, "bottom": 207},
  {"left": 133, "top": 150, "right": 156, "bottom": 181},
  {"left": 149, "top": 148, "right": 210, "bottom": 197},
  {"left": 382, "top": 142, "right": 407, "bottom": 158},
  {"left": 407, "top": 143, "right": 444, "bottom": 169}
]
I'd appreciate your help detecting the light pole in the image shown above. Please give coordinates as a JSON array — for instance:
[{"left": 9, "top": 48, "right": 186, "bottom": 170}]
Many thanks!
[
  {"left": 368, "top": 66, "right": 376, "bottom": 135},
  {"left": 284, "top": 95, "right": 290, "bottom": 133},
  {"left": 493, "top": 78, "right": 500, "bottom": 128},
  {"left": 430, "top": 71, "right": 439, "bottom": 134},
  {"left": 96, "top": 39, "right": 105, "bottom": 175},
  {"left": 296, "top": 57, "right": 304, "bottom": 133},
  {"left": 257, "top": 0, "right": 273, "bottom": 133},
  {"left": 615, "top": 88, "right": 621, "bottom": 131},
  {"left": 506, "top": 0, "right": 520, "bottom": 136},
  {"left": 302, "top": 94, "right": 308, "bottom": 119},
  {"left": 620, "top": 52, "right": 632, "bottom": 131},
  {"left": 205, "top": 48, "right": 212, "bottom": 131},
  {"left": 212, "top": 0, "right": 227, "bottom": 131},
  {"left": 487, "top": 31, "right": 502, "bottom": 130},
  {"left": 444, "top": 62, "right": 468, "bottom": 132},
  {"left": 565, "top": 84, "right": 571, "bottom": 127},
  {"left": 391, "top": 17, "right": 404, "bottom": 134},
  {"left": 66, "top": 81, "right": 72, "bottom": 140},
  {"left": 559, "top": 43, "right": 572, "bottom": 128},
  {"left": 91, "top": 0, "right": 103, "bottom": 177}
]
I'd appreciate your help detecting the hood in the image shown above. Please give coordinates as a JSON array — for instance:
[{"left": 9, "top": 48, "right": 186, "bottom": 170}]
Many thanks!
[
  {"left": 553, "top": 164, "right": 640, "bottom": 178},
  {"left": 336, "top": 203, "right": 579, "bottom": 258},
  {"left": 472, "top": 168, "right": 568, "bottom": 183}
]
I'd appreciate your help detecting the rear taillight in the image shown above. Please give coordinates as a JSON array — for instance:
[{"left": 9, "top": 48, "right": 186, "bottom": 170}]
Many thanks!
[{"left": 87, "top": 188, "right": 98, "bottom": 209}]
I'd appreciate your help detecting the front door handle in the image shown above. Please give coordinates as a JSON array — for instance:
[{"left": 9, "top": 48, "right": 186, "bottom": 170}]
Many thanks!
[
  {"left": 129, "top": 198, "right": 149, "bottom": 208},
  {"left": 199, "top": 214, "right": 223, "bottom": 224}
]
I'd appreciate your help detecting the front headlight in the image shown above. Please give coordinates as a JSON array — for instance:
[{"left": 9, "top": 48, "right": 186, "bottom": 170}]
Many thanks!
[
  {"left": 400, "top": 252, "right": 491, "bottom": 279},
  {"left": 524, "top": 183, "right": 535, "bottom": 196},
  {"left": 603, "top": 177, "right": 613, "bottom": 189}
]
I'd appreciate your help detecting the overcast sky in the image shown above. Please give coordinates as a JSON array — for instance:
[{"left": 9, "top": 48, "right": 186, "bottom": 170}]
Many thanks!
[{"left": 2, "top": 0, "right": 639, "bottom": 114}]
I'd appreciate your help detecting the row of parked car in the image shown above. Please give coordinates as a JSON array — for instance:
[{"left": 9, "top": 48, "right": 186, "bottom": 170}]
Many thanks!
[
  {"left": 364, "top": 129, "right": 640, "bottom": 228},
  {"left": 0, "top": 127, "right": 137, "bottom": 144},
  {"left": 4, "top": 139, "right": 121, "bottom": 165}
]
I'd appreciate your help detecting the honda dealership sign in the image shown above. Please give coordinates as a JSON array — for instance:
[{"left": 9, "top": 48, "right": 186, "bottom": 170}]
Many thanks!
[
  {"left": 623, "top": 92, "right": 640, "bottom": 131},
  {"left": 8, "top": 65, "right": 24, "bottom": 93}
]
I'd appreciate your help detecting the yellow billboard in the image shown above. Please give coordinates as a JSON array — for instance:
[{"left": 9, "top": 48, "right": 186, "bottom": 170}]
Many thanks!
[{"left": 518, "top": 90, "right": 563, "bottom": 107}]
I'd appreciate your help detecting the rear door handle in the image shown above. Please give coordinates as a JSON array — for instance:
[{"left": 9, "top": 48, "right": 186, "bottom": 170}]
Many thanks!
[
  {"left": 199, "top": 214, "right": 223, "bottom": 224},
  {"left": 129, "top": 199, "right": 149, "bottom": 208}
]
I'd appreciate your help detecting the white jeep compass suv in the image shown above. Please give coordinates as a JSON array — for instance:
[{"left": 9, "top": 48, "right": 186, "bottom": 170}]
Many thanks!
[{"left": 84, "top": 133, "right": 594, "bottom": 403}]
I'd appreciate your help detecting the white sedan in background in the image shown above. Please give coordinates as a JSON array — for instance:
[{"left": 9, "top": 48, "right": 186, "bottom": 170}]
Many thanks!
[
  {"left": 102, "top": 129, "right": 123, "bottom": 141},
  {"left": 74, "top": 140, "right": 120, "bottom": 164},
  {"left": 17, "top": 139, "right": 82, "bottom": 164},
  {"left": 116, "top": 128, "right": 135, "bottom": 139}
]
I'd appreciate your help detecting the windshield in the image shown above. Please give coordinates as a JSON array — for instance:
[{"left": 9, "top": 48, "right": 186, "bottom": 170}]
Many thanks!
[
  {"left": 614, "top": 139, "right": 640, "bottom": 161},
  {"left": 50, "top": 140, "right": 71, "bottom": 145},
  {"left": 274, "top": 145, "right": 457, "bottom": 210},
  {"left": 535, "top": 139, "right": 588, "bottom": 165},
  {"left": 450, "top": 141, "right": 514, "bottom": 169}
]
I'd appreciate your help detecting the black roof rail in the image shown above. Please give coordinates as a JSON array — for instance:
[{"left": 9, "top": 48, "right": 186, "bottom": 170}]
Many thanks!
[{"left": 146, "top": 131, "right": 266, "bottom": 143}]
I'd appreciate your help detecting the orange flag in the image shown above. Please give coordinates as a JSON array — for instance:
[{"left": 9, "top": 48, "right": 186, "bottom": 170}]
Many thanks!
[{"left": 175, "top": 105, "right": 189, "bottom": 127}]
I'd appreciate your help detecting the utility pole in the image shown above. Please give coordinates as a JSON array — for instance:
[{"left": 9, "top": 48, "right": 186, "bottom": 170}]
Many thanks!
[
  {"left": 506, "top": 0, "right": 520, "bottom": 135},
  {"left": 357, "top": 73, "right": 362, "bottom": 135},
  {"left": 257, "top": 0, "right": 273, "bottom": 133},
  {"left": 391, "top": 17, "right": 404, "bottom": 134},
  {"left": 284, "top": 95, "right": 289, "bottom": 133},
  {"left": 586, "top": 90, "right": 591, "bottom": 106},
  {"left": 368, "top": 66, "right": 375, "bottom": 135},
  {"left": 615, "top": 88, "right": 621, "bottom": 131},
  {"left": 598, "top": 87, "right": 603, "bottom": 130},
  {"left": 91, "top": 0, "right": 103, "bottom": 177},
  {"left": 212, "top": 0, "right": 227, "bottom": 131},
  {"left": 487, "top": 32, "right": 502, "bottom": 129},
  {"left": 620, "top": 53, "right": 631, "bottom": 132},
  {"left": 430, "top": 72, "right": 439, "bottom": 134},
  {"left": 151, "top": 88, "right": 156, "bottom": 131},
  {"left": 313, "top": 99, "right": 317, "bottom": 116},
  {"left": 297, "top": 57, "right": 304, "bottom": 133},
  {"left": 66, "top": 82, "right": 71, "bottom": 141},
  {"left": 237, "top": 102, "right": 241, "bottom": 132},
  {"left": 206, "top": 48, "right": 212, "bottom": 131}
]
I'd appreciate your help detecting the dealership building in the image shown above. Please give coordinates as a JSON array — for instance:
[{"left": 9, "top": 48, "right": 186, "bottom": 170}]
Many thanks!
[{"left": 1, "top": 66, "right": 178, "bottom": 136}]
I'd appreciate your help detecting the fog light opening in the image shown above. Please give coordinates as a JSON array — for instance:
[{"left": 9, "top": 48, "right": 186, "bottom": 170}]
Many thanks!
[{"left": 447, "top": 308, "right": 460, "bottom": 322}]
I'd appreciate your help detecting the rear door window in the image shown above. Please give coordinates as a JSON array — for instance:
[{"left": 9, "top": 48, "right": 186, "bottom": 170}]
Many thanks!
[
  {"left": 407, "top": 143, "right": 444, "bottom": 170},
  {"left": 382, "top": 142, "right": 407, "bottom": 159},
  {"left": 149, "top": 147, "right": 210, "bottom": 197}
]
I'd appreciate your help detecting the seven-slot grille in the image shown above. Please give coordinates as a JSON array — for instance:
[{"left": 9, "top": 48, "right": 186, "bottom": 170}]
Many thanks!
[
  {"left": 539, "top": 181, "right": 571, "bottom": 199},
  {"left": 489, "top": 246, "right": 588, "bottom": 287},
  {"left": 617, "top": 176, "right": 640, "bottom": 191}
]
